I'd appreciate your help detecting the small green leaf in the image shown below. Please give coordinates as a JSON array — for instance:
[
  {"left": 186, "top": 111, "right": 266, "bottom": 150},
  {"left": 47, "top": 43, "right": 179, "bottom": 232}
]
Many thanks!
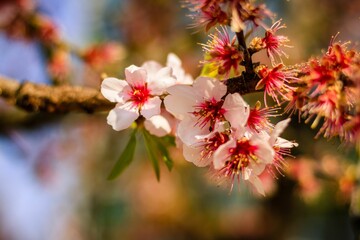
[
  {"left": 159, "top": 135, "right": 176, "bottom": 147},
  {"left": 153, "top": 137, "right": 174, "bottom": 171},
  {"left": 107, "top": 129, "right": 137, "bottom": 180},
  {"left": 143, "top": 131, "right": 160, "bottom": 181}
]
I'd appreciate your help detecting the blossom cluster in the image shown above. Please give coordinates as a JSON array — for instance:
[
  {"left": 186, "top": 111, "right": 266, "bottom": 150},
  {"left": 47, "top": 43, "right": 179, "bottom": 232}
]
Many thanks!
[
  {"left": 185, "top": 0, "right": 273, "bottom": 32},
  {"left": 101, "top": 53, "right": 297, "bottom": 195},
  {"left": 286, "top": 41, "right": 360, "bottom": 149}
]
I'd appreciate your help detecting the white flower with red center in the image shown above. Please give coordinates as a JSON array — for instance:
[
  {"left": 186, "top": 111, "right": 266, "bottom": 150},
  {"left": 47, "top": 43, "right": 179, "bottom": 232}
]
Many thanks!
[
  {"left": 213, "top": 129, "right": 275, "bottom": 195},
  {"left": 138, "top": 53, "right": 192, "bottom": 137},
  {"left": 255, "top": 63, "right": 298, "bottom": 106},
  {"left": 165, "top": 76, "right": 249, "bottom": 130},
  {"left": 180, "top": 120, "right": 230, "bottom": 167},
  {"left": 101, "top": 64, "right": 176, "bottom": 131},
  {"left": 164, "top": 76, "right": 250, "bottom": 167},
  {"left": 262, "top": 19, "right": 291, "bottom": 65}
]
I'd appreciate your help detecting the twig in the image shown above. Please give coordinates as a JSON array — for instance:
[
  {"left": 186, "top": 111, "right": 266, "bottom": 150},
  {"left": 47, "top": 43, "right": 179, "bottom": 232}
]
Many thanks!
[{"left": 0, "top": 75, "right": 114, "bottom": 113}]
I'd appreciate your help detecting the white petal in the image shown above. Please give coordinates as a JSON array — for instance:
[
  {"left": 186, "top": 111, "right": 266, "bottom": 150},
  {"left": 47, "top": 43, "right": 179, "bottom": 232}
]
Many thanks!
[
  {"left": 144, "top": 115, "right": 171, "bottom": 137},
  {"left": 269, "top": 118, "right": 291, "bottom": 145},
  {"left": 275, "top": 137, "right": 298, "bottom": 148},
  {"left": 193, "top": 76, "right": 227, "bottom": 101},
  {"left": 164, "top": 85, "right": 197, "bottom": 119},
  {"left": 140, "top": 96, "right": 161, "bottom": 119},
  {"left": 148, "top": 67, "right": 177, "bottom": 95},
  {"left": 213, "top": 139, "right": 236, "bottom": 169},
  {"left": 125, "top": 65, "right": 147, "bottom": 86},
  {"left": 107, "top": 102, "right": 139, "bottom": 131},
  {"left": 177, "top": 116, "right": 209, "bottom": 146},
  {"left": 183, "top": 144, "right": 212, "bottom": 167},
  {"left": 180, "top": 74, "right": 194, "bottom": 85},
  {"left": 251, "top": 136, "right": 275, "bottom": 164},
  {"left": 166, "top": 53, "right": 181, "bottom": 68},
  {"left": 223, "top": 93, "right": 250, "bottom": 129},
  {"left": 248, "top": 175, "right": 265, "bottom": 196},
  {"left": 249, "top": 161, "right": 267, "bottom": 176},
  {"left": 166, "top": 53, "right": 194, "bottom": 85},
  {"left": 101, "top": 77, "right": 130, "bottom": 103},
  {"left": 141, "top": 60, "right": 163, "bottom": 76}
]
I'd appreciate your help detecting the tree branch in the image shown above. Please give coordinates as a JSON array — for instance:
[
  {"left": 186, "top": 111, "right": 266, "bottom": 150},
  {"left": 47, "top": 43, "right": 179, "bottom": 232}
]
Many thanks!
[{"left": 0, "top": 75, "right": 115, "bottom": 113}]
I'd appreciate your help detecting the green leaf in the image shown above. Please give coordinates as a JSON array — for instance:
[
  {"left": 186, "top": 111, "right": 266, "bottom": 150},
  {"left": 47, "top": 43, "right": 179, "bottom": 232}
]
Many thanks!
[
  {"left": 159, "top": 135, "right": 176, "bottom": 147},
  {"left": 107, "top": 129, "right": 137, "bottom": 180},
  {"left": 153, "top": 137, "right": 174, "bottom": 171},
  {"left": 143, "top": 131, "right": 160, "bottom": 181}
]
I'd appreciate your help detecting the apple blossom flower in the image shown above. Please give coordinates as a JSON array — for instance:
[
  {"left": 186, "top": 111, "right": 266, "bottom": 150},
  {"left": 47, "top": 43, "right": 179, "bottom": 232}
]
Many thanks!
[
  {"left": 262, "top": 19, "right": 291, "bottom": 65},
  {"left": 201, "top": 27, "right": 243, "bottom": 77},
  {"left": 140, "top": 53, "right": 192, "bottom": 137},
  {"left": 101, "top": 65, "right": 176, "bottom": 131},
  {"left": 213, "top": 129, "right": 275, "bottom": 195},
  {"left": 164, "top": 76, "right": 249, "bottom": 130},
  {"left": 255, "top": 64, "right": 298, "bottom": 106},
  {"left": 186, "top": 1, "right": 229, "bottom": 31},
  {"left": 180, "top": 119, "right": 230, "bottom": 167}
]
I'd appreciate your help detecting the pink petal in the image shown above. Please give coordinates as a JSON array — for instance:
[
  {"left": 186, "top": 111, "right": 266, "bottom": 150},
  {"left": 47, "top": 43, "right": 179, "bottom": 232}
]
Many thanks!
[
  {"left": 183, "top": 144, "right": 212, "bottom": 167},
  {"left": 107, "top": 102, "right": 139, "bottom": 131},
  {"left": 269, "top": 118, "right": 291, "bottom": 145},
  {"left": 251, "top": 136, "right": 275, "bottom": 164},
  {"left": 148, "top": 67, "right": 177, "bottom": 95},
  {"left": 177, "top": 116, "right": 209, "bottom": 146},
  {"left": 213, "top": 139, "right": 236, "bottom": 169},
  {"left": 144, "top": 115, "right": 171, "bottom": 137},
  {"left": 101, "top": 77, "right": 130, "bottom": 103},
  {"left": 140, "top": 96, "right": 161, "bottom": 119},
  {"left": 166, "top": 53, "right": 181, "bottom": 68},
  {"left": 248, "top": 175, "right": 266, "bottom": 196},
  {"left": 141, "top": 60, "right": 163, "bottom": 75},
  {"left": 223, "top": 93, "right": 250, "bottom": 129},
  {"left": 276, "top": 137, "right": 298, "bottom": 148},
  {"left": 193, "top": 77, "right": 227, "bottom": 101},
  {"left": 164, "top": 85, "right": 197, "bottom": 119},
  {"left": 125, "top": 65, "right": 147, "bottom": 86}
]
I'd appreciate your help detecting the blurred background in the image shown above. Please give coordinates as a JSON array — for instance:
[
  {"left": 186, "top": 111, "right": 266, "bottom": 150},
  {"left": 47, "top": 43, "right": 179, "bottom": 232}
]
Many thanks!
[{"left": 0, "top": 0, "right": 360, "bottom": 239}]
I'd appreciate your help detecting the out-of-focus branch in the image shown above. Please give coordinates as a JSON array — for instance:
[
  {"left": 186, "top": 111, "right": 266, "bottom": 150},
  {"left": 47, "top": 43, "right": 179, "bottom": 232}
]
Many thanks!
[{"left": 0, "top": 75, "right": 115, "bottom": 113}]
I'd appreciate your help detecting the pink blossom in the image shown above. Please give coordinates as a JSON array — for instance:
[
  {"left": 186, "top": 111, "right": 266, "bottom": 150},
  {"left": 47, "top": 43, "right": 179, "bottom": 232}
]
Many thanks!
[
  {"left": 165, "top": 76, "right": 249, "bottom": 129},
  {"left": 202, "top": 27, "right": 243, "bottom": 77},
  {"left": 213, "top": 129, "right": 275, "bottom": 195},
  {"left": 101, "top": 65, "right": 175, "bottom": 131},
  {"left": 180, "top": 120, "right": 230, "bottom": 167},
  {"left": 255, "top": 64, "right": 297, "bottom": 106},
  {"left": 262, "top": 19, "right": 291, "bottom": 65}
]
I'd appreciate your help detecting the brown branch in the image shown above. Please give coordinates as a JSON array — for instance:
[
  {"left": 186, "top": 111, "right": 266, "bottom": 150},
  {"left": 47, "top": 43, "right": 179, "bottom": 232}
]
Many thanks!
[
  {"left": 224, "top": 72, "right": 261, "bottom": 95},
  {"left": 0, "top": 62, "right": 307, "bottom": 114},
  {"left": 0, "top": 75, "right": 115, "bottom": 113}
]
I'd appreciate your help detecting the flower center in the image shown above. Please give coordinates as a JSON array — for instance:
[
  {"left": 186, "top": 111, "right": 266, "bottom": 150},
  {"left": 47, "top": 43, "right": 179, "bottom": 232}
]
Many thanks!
[
  {"left": 192, "top": 98, "right": 225, "bottom": 129},
  {"left": 130, "top": 85, "right": 150, "bottom": 107},
  {"left": 201, "top": 132, "right": 229, "bottom": 159},
  {"left": 223, "top": 138, "right": 258, "bottom": 176}
]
